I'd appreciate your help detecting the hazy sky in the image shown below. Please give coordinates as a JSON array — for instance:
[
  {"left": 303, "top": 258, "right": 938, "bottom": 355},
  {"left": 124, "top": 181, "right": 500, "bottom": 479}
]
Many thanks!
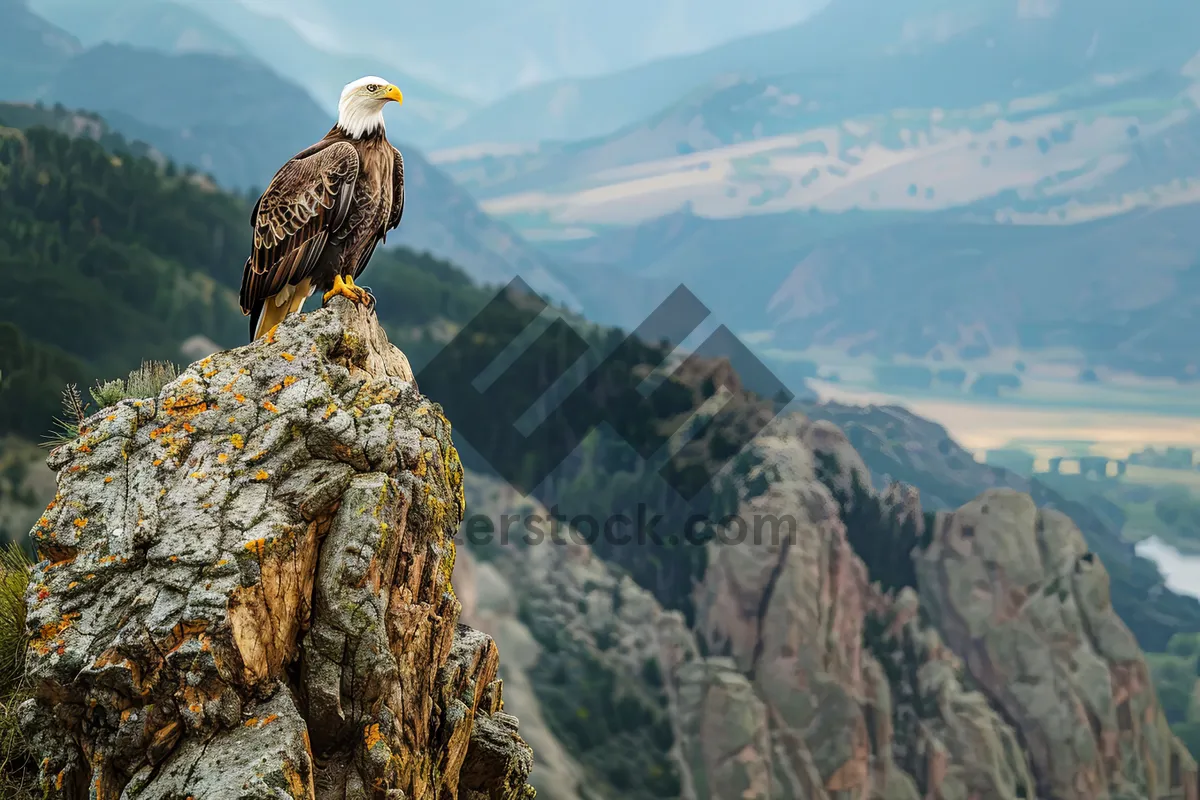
[{"left": 232, "top": 0, "right": 831, "bottom": 100}]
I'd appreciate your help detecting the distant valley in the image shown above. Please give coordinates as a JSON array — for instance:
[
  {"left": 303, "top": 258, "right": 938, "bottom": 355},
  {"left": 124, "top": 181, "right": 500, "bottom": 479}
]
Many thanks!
[{"left": 425, "top": 0, "right": 1200, "bottom": 385}]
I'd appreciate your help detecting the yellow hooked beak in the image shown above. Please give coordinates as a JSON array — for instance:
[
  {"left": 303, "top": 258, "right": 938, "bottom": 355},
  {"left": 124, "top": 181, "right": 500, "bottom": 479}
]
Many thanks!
[{"left": 383, "top": 84, "right": 404, "bottom": 105}]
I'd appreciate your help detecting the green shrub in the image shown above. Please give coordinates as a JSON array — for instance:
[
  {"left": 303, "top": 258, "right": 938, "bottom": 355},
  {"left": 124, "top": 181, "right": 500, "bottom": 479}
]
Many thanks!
[
  {"left": 90, "top": 360, "right": 178, "bottom": 408},
  {"left": 0, "top": 542, "right": 34, "bottom": 796}
]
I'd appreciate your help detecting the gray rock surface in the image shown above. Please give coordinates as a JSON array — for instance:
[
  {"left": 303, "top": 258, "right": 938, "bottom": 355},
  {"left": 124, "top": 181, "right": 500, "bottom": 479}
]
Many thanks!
[
  {"left": 22, "top": 298, "right": 534, "bottom": 799},
  {"left": 918, "top": 489, "right": 1197, "bottom": 800}
]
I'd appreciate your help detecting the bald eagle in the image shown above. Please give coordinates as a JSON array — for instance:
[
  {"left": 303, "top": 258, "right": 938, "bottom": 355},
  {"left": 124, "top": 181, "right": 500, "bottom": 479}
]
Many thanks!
[{"left": 239, "top": 76, "right": 406, "bottom": 340}]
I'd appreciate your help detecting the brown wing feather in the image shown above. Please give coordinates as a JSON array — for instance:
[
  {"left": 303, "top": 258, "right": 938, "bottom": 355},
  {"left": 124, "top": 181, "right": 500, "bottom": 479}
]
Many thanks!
[
  {"left": 386, "top": 144, "right": 405, "bottom": 234},
  {"left": 239, "top": 140, "right": 360, "bottom": 318}
]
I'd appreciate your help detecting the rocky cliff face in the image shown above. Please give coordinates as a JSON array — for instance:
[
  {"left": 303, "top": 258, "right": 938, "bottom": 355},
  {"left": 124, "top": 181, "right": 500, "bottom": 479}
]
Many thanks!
[
  {"left": 455, "top": 415, "right": 1199, "bottom": 800},
  {"left": 21, "top": 299, "right": 534, "bottom": 799},
  {"left": 919, "top": 491, "right": 1198, "bottom": 800}
]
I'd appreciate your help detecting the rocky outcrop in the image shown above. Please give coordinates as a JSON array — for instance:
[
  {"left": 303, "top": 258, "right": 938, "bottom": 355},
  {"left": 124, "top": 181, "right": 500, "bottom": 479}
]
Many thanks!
[
  {"left": 21, "top": 299, "right": 534, "bottom": 799},
  {"left": 451, "top": 411, "right": 1199, "bottom": 800},
  {"left": 865, "top": 587, "right": 1036, "bottom": 799},
  {"left": 918, "top": 489, "right": 1199, "bottom": 800},
  {"left": 691, "top": 417, "right": 879, "bottom": 798}
]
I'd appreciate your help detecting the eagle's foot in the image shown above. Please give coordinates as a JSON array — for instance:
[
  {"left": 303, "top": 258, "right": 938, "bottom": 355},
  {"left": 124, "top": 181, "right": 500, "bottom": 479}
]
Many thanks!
[
  {"left": 322, "top": 274, "right": 369, "bottom": 306},
  {"left": 345, "top": 275, "right": 375, "bottom": 308},
  {"left": 357, "top": 284, "right": 377, "bottom": 311}
]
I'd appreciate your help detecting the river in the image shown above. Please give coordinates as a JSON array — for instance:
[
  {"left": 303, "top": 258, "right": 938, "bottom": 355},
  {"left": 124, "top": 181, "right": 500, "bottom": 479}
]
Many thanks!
[{"left": 1135, "top": 537, "right": 1200, "bottom": 600}]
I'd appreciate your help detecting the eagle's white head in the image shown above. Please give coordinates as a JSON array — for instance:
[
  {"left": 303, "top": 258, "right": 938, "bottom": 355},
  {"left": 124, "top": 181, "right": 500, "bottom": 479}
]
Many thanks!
[{"left": 336, "top": 76, "right": 403, "bottom": 139}]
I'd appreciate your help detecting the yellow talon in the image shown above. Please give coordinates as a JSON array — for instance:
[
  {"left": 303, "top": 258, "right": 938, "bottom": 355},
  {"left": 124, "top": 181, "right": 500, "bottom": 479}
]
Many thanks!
[
  {"left": 344, "top": 274, "right": 374, "bottom": 306},
  {"left": 323, "top": 274, "right": 363, "bottom": 305}
]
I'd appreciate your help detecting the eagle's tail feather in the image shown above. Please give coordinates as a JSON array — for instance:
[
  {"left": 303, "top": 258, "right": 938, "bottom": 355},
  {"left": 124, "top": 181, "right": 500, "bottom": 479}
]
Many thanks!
[{"left": 251, "top": 278, "right": 313, "bottom": 340}]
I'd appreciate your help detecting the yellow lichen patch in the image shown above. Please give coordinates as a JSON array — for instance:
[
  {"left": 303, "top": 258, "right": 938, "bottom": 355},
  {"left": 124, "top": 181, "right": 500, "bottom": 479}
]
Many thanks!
[
  {"left": 234, "top": 393, "right": 247, "bottom": 403},
  {"left": 262, "top": 400, "right": 279, "bottom": 413},
  {"left": 280, "top": 353, "right": 295, "bottom": 362},
  {"left": 231, "top": 434, "right": 245, "bottom": 450},
  {"left": 218, "top": 453, "right": 229, "bottom": 464},
  {"left": 267, "top": 384, "right": 283, "bottom": 395},
  {"left": 180, "top": 377, "right": 195, "bottom": 387},
  {"left": 265, "top": 327, "right": 277, "bottom": 344},
  {"left": 190, "top": 472, "right": 207, "bottom": 480},
  {"left": 283, "top": 375, "right": 297, "bottom": 387},
  {"left": 203, "top": 369, "right": 219, "bottom": 379},
  {"left": 73, "top": 518, "right": 87, "bottom": 529},
  {"left": 188, "top": 704, "right": 202, "bottom": 714},
  {"left": 67, "top": 582, "right": 78, "bottom": 589},
  {"left": 182, "top": 422, "right": 195, "bottom": 433},
  {"left": 104, "top": 476, "right": 114, "bottom": 484},
  {"left": 363, "top": 723, "right": 384, "bottom": 751},
  {"left": 244, "top": 538, "right": 267, "bottom": 557},
  {"left": 106, "top": 414, "right": 117, "bottom": 422},
  {"left": 228, "top": 416, "right": 237, "bottom": 424},
  {"left": 153, "top": 459, "right": 163, "bottom": 467},
  {"left": 440, "top": 539, "right": 458, "bottom": 598},
  {"left": 254, "top": 470, "right": 269, "bottom": 481},
  {"left": 323, "top": 404, "right": 338, "bottom": 419},
  {"left": 217, "top": 559, "right": 228, "bottom": 566}
]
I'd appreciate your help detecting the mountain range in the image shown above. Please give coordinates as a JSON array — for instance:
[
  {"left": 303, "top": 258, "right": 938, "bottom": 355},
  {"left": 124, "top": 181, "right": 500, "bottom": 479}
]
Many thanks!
[
  {"left": 426, "top": 0, "right": 1200, "bottom": 381},
  {"left": 27, "top": 0, "right": 478, "bottom": 143},
  {"left": 189, "top": 0, "right": 829, "bottom": 103},
  {"left": 8, "top": 0, "right": 1200, "bottom": 385}
]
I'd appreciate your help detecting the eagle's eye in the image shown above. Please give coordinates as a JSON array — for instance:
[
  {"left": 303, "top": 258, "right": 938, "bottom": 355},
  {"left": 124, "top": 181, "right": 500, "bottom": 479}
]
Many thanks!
[{"left": 366, "top": 84, "right": 379, "bottom": 92}]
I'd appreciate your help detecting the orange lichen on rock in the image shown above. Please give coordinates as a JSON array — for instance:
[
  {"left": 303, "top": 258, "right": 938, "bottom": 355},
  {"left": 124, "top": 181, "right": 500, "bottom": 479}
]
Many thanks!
[
  {"left": 31, "top": 615, "right": 74, "bottom": 656},
  {"left": 363, "top": 723, "right": 383, "bottom": 751},
  {"left": 162, "top": 393, "right": 207, "bottom": 419},
  {"left": 262, "top": 400, "right": 279, "bottom": 413}
]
